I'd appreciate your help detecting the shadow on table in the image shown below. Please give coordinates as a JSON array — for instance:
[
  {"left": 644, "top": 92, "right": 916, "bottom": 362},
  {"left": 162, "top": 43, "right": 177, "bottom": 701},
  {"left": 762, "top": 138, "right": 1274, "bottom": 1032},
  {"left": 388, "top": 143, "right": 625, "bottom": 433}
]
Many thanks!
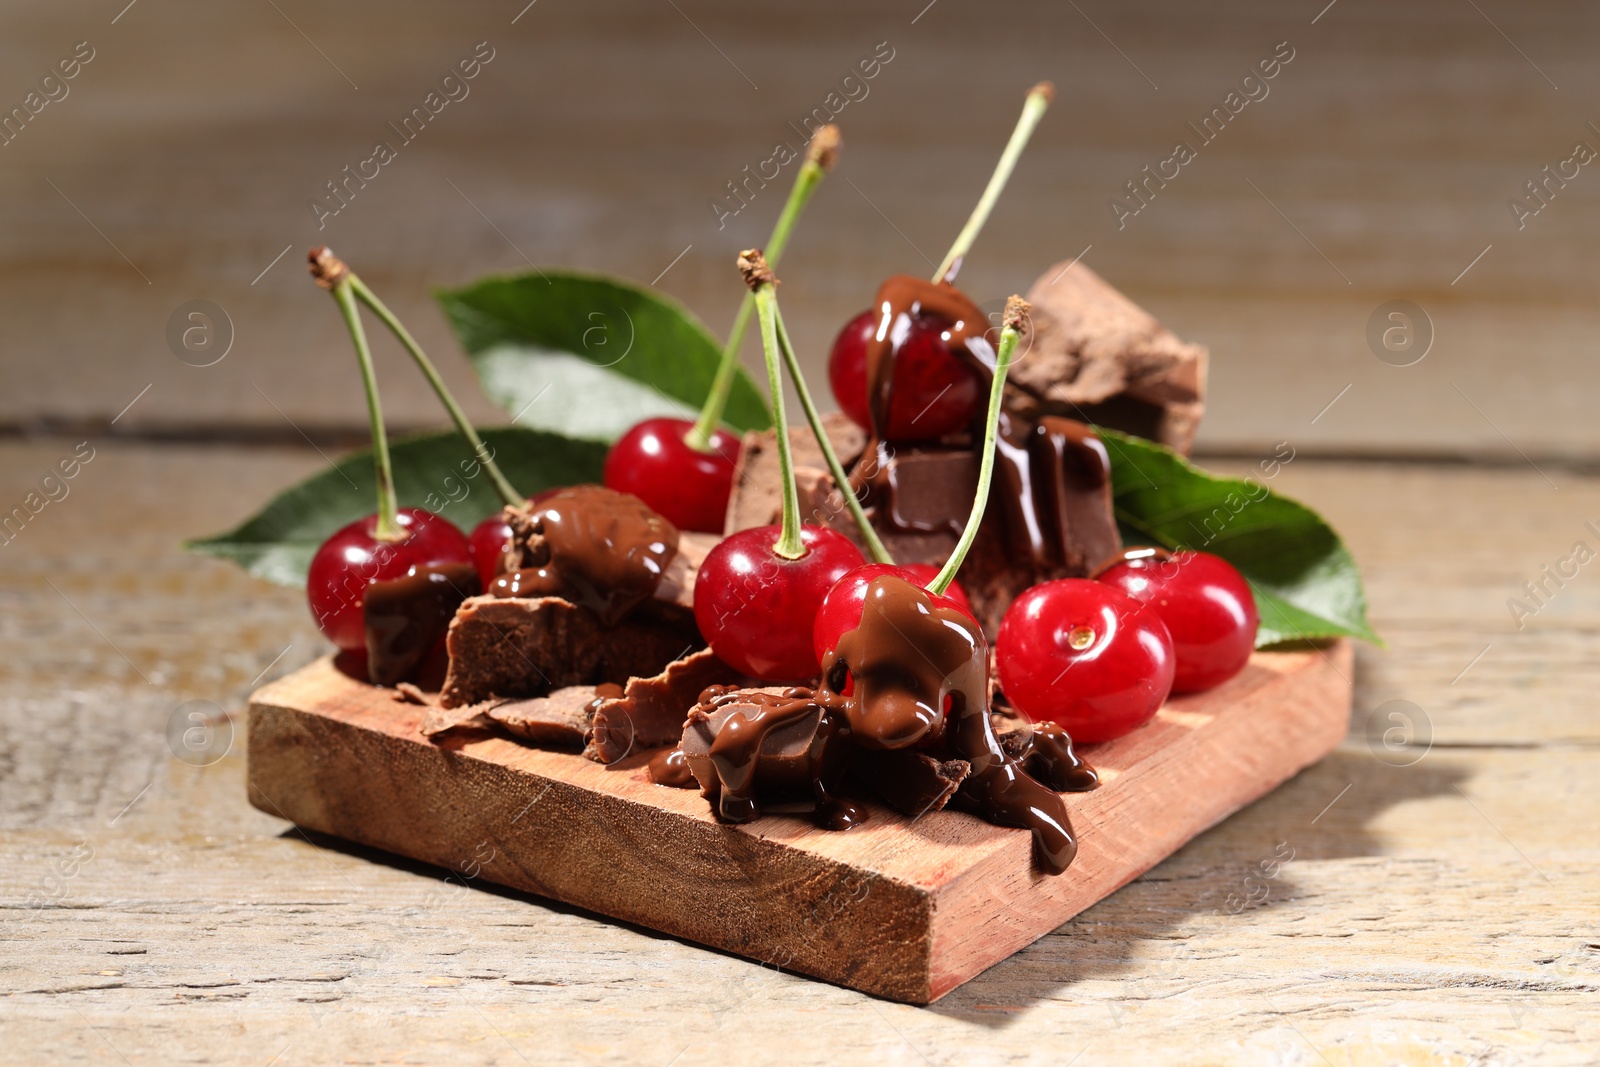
[{"left": 928, "top": 745, "right": 1469, "bottom": 1025}]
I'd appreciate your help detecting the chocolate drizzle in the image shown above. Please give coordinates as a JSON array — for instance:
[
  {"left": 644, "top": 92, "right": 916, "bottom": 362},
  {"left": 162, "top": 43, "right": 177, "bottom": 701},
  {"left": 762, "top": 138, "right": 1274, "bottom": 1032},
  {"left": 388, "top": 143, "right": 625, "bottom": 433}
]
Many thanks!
[
  {"left": 646, "top": 746, "right": 696, "bottom": 788},
  {"left": 849, "top": 275, "right": 1115, "bottom": 574},
  {"left": 821, "top": 576, "right": 1079, "bottom": 873},
  {"left": 684, "top": 576, "right": 1085, "bottom": 874},
  {"left": 492, "top": 485, "right": 678, "bottom": 625},
  {"left": 363, "top": 562, "right": 480, "bottom": 686}
]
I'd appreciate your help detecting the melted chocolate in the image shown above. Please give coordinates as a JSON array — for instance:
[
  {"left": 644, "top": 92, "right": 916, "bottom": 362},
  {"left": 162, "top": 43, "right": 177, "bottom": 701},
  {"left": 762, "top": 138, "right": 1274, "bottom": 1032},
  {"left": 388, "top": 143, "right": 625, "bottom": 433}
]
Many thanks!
[
  {"left": 1088, "top": 544, "right": 1173, "bottom": 579},
  {"left": 1001, "top": 722, "right": 1100, "bottom": 793},
  {"left": 363, "top": 562, "right": 481, "bottom": 686},
  {"left": 695, "top": 686, "right": 864, "bottom": 828},
  {"left": 849, "top": 276, "right": 1115, "bottom": 574},
  {"left": 819, "top": 575, "right": 1079, "bottom": 873},
  {"left": 493, "top": 485, "right": 677, "bottom": 626},
  {"left": 646, "top": 747, "right": 697, "bottom": 788}
]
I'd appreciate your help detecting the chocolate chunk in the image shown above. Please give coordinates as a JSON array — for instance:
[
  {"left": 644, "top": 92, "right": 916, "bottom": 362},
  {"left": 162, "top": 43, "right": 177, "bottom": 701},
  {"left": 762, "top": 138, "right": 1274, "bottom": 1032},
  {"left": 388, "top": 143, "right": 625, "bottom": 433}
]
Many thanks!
[
  {"left": 854, "top": 749, "right": 969, "bottom": 817},
  {"left": 724, "top": 413, "right": 866, "bottom": 536},
  {"left": 584, "top": 647, "right": 744, "bottom": 764},
  {"left": 487, "top": 686, "right": 597, "bottom": 748},
  {"left": 1013, "top": 261, "right": 1206, "bottom": 455},
  {"left": 438, "top": 594, "right": 701, "bottom": 708},
  {"left": 363, "top": 563, "right": 481, "bottom": 687},
  {"left": 495, "top": 485, "right": 678, "bottom": 625},
  {"left": 680, "top": 687, "right": 825, "bottom": 809}
]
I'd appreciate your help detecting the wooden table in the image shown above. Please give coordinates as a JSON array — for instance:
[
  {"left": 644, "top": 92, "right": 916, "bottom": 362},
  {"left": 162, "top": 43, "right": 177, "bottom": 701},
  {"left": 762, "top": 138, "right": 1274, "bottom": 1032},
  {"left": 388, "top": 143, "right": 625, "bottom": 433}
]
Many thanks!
[{"left": 4, "top": 439, "right": 1594, "bottom": 1064}]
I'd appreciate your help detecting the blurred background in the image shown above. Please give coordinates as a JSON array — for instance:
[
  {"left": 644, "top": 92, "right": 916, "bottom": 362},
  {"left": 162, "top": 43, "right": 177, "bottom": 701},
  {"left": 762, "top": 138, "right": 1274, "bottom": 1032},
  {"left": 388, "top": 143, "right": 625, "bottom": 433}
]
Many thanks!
[{"left": 2, "top": 0, "right": 1596, "bottom": 460}]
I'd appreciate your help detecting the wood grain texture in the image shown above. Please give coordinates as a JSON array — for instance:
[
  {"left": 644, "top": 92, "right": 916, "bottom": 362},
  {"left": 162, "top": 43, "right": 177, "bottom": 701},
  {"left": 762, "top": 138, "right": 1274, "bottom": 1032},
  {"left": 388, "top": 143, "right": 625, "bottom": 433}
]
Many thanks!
[
  {"left": 4, "top": 1, "right": 1600, "bottom": 459},
  {"left": 2, "top": 442, "right": 1598, "bottom": 1063},
  {"left": 245, "top": 642, "right": 1350, "bottom": 1003}
]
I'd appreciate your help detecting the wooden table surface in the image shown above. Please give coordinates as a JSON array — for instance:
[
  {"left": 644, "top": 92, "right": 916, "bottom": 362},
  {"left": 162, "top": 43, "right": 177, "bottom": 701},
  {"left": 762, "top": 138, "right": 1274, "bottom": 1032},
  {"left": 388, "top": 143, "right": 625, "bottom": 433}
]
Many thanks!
[
  {"left": 3, "top": 439, "right": 1595, "bottom": 1064},
  {"left": 5, "top": 0, "right": 1599, "bottom": 1061}
]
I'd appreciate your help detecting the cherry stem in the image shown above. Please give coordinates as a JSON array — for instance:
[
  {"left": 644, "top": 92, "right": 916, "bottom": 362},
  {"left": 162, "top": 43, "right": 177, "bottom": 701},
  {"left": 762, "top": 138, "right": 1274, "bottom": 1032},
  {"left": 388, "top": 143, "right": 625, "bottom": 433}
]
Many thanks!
[
  {"left": 743, "top": 252, "right": 805, "bottom": 560},
  {"left": 770, "top": 301, "right": 892, "bottom": 565},
  {"left": 329, "top": 278, "right": 404, "bottom": 542},
  {"left": 933, "top": 82, "right": 1053, "bottom": 285},
  {"left": 345, "top": 273, "right": 525, "bottom": 509},
  {"left": 686, "top": 126, "right": 841, "bottom": 453},
  {"left": 928, "top": 296, "right": 1029, "bottom": 596}
]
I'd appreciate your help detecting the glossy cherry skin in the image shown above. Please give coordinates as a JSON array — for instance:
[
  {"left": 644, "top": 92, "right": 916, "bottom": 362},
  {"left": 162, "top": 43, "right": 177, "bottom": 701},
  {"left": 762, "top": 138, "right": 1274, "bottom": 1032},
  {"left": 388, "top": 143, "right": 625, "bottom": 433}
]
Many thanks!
[
  {"left": 996, "top": 579, "right": 1175, "bottom": 744},
  {"left": 828, "top": 309, "right": 984, "bottom": 442},
  {"left": 306, "top": 508, "right": 473, "bottom": 652},
  {"left": 469, "top": 515, "right": 513, "bottom": 588},
  {"left": 812, "top": 562, "right": 975, "bottom": 665},
  {"left": 693, "top": 524, "right": 866, "bottom": 682},
  {"left": 603, "top": 417, "right": 740, "bottom": 533},
  {"left": 1097, "top": 551, "right": 1259, "bottom": 693}
]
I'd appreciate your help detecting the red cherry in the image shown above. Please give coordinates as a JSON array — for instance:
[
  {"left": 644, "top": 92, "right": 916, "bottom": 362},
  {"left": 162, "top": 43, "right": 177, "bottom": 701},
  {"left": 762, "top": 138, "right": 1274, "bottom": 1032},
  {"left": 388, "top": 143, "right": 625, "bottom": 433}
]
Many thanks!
[
  {"left": 828, "top": 309, "right": 984, "bottom": 441},
  {"left": 469, "top": 515, "right": 513, "bottom": 588},
  {"left": 995, "top": 579, "right": 1175, "bottom": 744},
  {"left": 812, "top": 562, "right": 975, "bottom": 665},
  {"left": 693, "top": 524, "right": 866, "bottom": 682},
  {"left": 306, "top": 508, "right": 472, "bottom": 652},
  {"left": 1097, "top": 550, "right": 1259, "bottom": 693},
  {"left": 604, "top": 417, "right": 740, "bottom": 533}
]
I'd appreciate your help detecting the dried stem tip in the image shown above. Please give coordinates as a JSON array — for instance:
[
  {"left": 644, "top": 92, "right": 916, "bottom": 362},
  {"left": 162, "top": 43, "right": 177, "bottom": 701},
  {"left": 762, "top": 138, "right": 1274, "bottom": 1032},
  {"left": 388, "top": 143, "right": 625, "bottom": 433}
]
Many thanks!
[
  {"left": 1031, "top": 80, "right": 1055, "bottom": 102},
  {"left": 1002, "top": 294, "right": 1032, "bottom": 332},
  {"left": 737, "top": 248, "right": 777, "bottom": 291},
  {"left": 308, "top": 246, "right": 349, "bottom": 290},
  {"left": 806, "top": 124, "right": 842, "bottom": 170}
]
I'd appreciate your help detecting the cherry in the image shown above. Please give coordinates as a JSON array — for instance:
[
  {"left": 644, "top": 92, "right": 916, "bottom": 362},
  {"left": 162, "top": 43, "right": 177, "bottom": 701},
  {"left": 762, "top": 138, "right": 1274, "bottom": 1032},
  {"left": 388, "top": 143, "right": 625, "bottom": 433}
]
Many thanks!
[
  {"left": 828, "top": 309, "right": 983, "bottom": 441},
  {"left": 604, "top": 417, "right": 740, "bottom": 534},
  {"left": 1096, "top": 550, "right": 1259, "bottom": 693},
  {"left": 306, "top": 507, "right": 472, "bottom": 652},
  {"left": 468, "top": 515, "right": 513, "bottom": 588},
  {"left": 995, "top": 578, "right": 1175, "bottom": 745},
  {"left": 693, "top": 524, "right": 865, "bottom": 682},
  {"left": 812, "top": 562, "right": 975, "bottom": 665}
]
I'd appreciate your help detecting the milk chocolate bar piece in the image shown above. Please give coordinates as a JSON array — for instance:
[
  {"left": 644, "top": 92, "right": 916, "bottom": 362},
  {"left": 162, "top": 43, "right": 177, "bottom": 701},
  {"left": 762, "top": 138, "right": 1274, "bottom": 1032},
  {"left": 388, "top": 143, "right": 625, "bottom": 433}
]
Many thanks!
[
  {"left": 725, "top": 413, "right": 866, "bottom": 536},
  {"left": 488, "top": 686, "right": 597, "bottom": 749},
  {"left": 854, "top": 749, "right": 970, "bottom": 817},
  {"left": 439, "top": 595, "right": 701, "bottom": 708},
  {"left": 584, "top": 647, "right": 744, "bottom": 764},
  {"left": 1012, "top": 261, "right": 1206, "bottom": 455},
  {"left": 680, "top": 688, "right": 823, "bottom": 807}
]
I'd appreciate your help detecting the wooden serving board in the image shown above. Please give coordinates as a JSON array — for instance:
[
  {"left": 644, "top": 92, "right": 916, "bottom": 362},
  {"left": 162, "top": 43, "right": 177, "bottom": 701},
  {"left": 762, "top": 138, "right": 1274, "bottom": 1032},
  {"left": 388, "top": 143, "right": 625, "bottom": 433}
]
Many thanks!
[{"left": 247, "top": 642, "right": 1351, "bottom": 1004}]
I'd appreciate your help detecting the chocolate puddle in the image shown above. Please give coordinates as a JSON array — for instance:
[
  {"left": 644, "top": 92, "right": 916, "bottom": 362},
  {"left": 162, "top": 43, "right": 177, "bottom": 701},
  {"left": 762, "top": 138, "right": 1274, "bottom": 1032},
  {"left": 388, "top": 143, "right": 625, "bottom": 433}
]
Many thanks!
[
  {"left": 494, "top": 485, "right": 678, "bottom": 625},
  {"left": 364, "top": 562, "right": 480, "bottom": 686}
]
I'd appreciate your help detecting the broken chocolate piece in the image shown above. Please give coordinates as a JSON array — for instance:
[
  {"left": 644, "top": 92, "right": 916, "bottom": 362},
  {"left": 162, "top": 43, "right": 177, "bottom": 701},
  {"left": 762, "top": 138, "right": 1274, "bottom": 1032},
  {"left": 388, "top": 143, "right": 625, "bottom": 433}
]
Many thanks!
[
  {"left": 584, "top": 647, "right": 744, "bottom": 764},
  {"left": 438, "top": 594, "right": 701, "bottom": 708},
  {"left": 487, "top": 686, "right": 597, "bottom": 748},
  {"left": 363, "top": 562, "right": 480, "bottom": 687},
  {"left": 854, "top": 749, "right": 970, "bottom": 818},
  {"left": 419, "top": 697, "right": 503, "bottom": 738},
  {"left": 1014, "top": 261, "right": 1207, "bottom": 455},
  {"left": 495, "top": 485, "right": 678, "bottom": 625}
]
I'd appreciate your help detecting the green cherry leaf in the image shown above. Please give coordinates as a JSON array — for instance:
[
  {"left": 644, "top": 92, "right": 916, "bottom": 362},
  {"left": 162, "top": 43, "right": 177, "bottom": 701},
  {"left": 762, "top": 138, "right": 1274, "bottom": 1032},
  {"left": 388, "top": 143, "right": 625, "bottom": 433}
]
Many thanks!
[
  {"left": 1100, "top": 429, "right": 1380, "bottom": 649},
  {"left": 436, "top": 270, "right": 771, "bottom": 442},
  {"left": 184, "top": 427, "right": 606, "bottom": 587}
]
